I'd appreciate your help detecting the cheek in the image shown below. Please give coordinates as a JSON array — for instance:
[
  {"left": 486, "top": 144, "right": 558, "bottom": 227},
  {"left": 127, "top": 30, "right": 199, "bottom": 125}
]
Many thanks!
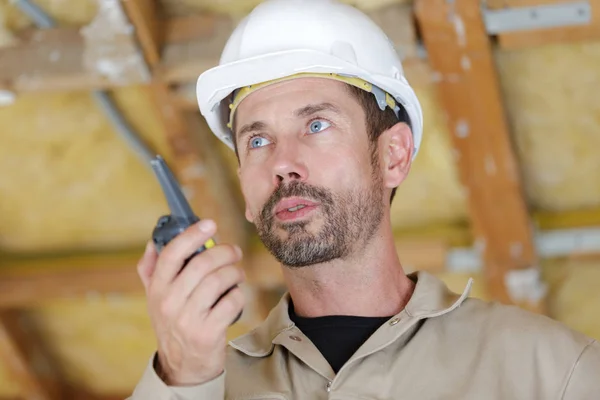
[
  {"left": 314, "top": 142, "right": 372, "bottom": 187},
  {"left": 239, "top": 165, "right": 272, "bottom": 214}
]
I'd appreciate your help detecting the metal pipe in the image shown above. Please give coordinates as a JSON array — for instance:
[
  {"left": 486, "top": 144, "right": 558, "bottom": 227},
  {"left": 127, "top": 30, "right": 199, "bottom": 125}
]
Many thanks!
[
  {"left": 13, "top": 0, "right": 55, "bottom": 28},
  {"left": 447, "top": 226, "right": 600, "bottom": 273},
  {"left": 14, "top": 0, "right": 156, "bottom": 166},
  {"left": 91, "top": 91, "right": 154, "bottom": 163}
]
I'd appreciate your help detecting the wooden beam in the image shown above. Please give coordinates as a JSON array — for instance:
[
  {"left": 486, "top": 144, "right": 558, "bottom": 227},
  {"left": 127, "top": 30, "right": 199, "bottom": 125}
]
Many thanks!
[
  {"left": 415, "top": 0, "right": 540, "bottom": 306},
  {"left": 120, "top": 0, "right": 163, "bottom": 67},
  {"left": 0, "top": 310, "right": 63, "bottom": 399},
  {"left": 534, "top": 208, "right": 600, "bottom": 230},
  {"left": 0, "top": 251, "right": 143, "bottom": 308},
  {"left": 164, "top": 14, "right": 218, "bottom": 43},
  {"left": 0, "top": 13, "right": 222, "bottom": 93},
  {"left": 120, "top": 1, "right": 248, "bottom": 248},
  {"left": 0, "top": 231, "right": 461, "bottom": 308},
  {"left": 0, "top": 5, "right": 420, "bottom": 94},
  {"left": 486, "top": 0, "right": 600, "bottom": 49}
]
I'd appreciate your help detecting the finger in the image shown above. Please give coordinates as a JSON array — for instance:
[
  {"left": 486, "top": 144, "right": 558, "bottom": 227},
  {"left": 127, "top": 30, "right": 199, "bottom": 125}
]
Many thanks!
[
  {"left": 205, "top": 285, "right": 245, "bottom": 331},
  {"left": 171, "top": 244, "right": 243, "bottom": 301},
  {"left": 151, "top": 219, "right": 217, "bottom": 290},
  {"left": 180, "top": 264, "right": 246, "bottom": 320},
  {"left": 137, "top": 241, "right": 158, "bottom": 290}
]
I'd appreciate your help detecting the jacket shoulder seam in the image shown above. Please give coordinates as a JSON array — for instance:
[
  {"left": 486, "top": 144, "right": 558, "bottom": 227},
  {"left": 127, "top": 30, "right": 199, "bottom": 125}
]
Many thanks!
[{"left": 558, "top": 338, "right": 597, "bottom": 400}]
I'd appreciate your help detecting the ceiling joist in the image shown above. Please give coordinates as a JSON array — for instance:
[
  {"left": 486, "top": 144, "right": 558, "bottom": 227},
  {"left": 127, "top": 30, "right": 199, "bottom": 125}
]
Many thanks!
[
  {"left": 121, "top": 0, "right": 248, "bottom": 247},
  {"left": 415, "top": 0, "right": 543, "bottom": 311}
]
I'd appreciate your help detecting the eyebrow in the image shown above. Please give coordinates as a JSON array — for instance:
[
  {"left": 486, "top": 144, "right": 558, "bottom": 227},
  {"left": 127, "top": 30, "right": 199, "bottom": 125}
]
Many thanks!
[
  {"left": 236, "top": 102, "right": 341, "bottom": 143},
  {"left": 294, "top": 102, "right": 341, "bottom": 118},
  {"left": 237, "top": 121, "right": 267, "bottom": 143}
]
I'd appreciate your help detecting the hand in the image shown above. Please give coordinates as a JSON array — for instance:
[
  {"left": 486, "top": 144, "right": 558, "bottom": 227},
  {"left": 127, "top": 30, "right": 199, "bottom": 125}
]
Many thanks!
[{"left": 137, "top": 219, "right": 246, "bottom": 386}]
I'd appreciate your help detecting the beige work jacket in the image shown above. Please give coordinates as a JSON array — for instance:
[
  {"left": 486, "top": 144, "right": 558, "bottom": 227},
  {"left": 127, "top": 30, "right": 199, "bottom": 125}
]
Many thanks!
[{"left": 129, "top": 271, "right": 600, "bottom": 399}]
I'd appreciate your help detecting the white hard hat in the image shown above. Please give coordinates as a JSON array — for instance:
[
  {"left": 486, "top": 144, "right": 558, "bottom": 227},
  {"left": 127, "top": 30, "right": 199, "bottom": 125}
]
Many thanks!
[{"left": 196, "top": 0, "right": 424, "bottom": 159}]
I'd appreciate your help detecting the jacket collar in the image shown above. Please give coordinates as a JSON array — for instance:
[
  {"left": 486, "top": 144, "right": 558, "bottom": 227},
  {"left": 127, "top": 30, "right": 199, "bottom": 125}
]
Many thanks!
[{"left": 229, "top": 271, "right": 473, "bottom": 357}]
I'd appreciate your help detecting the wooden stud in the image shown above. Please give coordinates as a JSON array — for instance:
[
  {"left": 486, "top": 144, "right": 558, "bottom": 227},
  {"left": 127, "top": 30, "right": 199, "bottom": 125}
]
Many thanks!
[
  {"left": 120, "top": 0, "right": 163, "bottom": 67},
  {"left": 0, "top": 310, "right": 63, "bottom": 399},
  {"left": 0, "top": 232, "right": 460, "bottom": 308},
  {"left": 120, "top": 1, "right": 248, "bottom": 248},
  {"left": 0, "top": 251, "right": 143, "bottom": 308},
  {"left": 0, "top": 6, "right": 420, "bottom": 93},
  {"left": 164, "top": 14, "right": 218, "bottom": 43},
  {"left": 0, "top": 13, "right": 224, "bottom": 93},
  {"left": 534, "top": 208, "right": 600, "bottom": 230},
  {"left": 415, "top": 0, "right": 540, "bottom": 306}
]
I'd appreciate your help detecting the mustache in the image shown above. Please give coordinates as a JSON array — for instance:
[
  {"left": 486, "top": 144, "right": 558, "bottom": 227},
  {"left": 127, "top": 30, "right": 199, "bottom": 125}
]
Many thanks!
[{"left": 259, "top": 181, "right": 334, "bottom": 221}]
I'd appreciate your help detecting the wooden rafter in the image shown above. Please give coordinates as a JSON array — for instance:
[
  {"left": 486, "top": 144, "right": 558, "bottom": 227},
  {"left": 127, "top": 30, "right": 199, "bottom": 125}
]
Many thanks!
[
  {"left": 0, "top": 3, "right": 418, "bottom": 95},
  {"left": 415, "top": 0, "right": 542, "bottom": 309},
  {"left": 0, "top": 310, "right": 63, "bottom": 399},
  {"left": 0, "top": 13, "right": 226, "bottom": 94},
  {"left": 0, "top": 251, "right": 143, "bottom": 308},
  {"left": 118, "top": 0, "right": 248, "bottom": 248},
  {"left": 0, "top": 234, "right": 456, "bottom": 307},
  {"left": 0, "top": 308, "right": 128, "bottom": 399}
]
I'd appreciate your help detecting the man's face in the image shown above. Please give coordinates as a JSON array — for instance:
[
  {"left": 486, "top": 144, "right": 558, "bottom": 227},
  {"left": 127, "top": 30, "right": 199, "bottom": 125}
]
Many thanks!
[{"left": 235, "top": 78, "right": 385, "bottom": 267}]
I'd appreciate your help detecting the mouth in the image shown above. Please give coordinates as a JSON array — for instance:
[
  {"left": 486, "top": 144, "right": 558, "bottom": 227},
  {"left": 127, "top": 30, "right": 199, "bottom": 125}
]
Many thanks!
[{"left": 274, "top": 197, "right": 319, "bottom": 222}]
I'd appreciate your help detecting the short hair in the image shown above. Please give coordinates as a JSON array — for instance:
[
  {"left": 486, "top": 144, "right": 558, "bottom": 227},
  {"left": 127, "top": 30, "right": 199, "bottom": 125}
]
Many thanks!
[{"left": 345, "top": 85, "right": 410, "bottom": 204}]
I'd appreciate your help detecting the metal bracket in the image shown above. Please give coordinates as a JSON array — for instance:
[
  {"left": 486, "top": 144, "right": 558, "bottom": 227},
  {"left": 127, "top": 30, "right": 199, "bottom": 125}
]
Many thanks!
[{"left": 482, "top": 1, "right": 592, "bottom": 34}]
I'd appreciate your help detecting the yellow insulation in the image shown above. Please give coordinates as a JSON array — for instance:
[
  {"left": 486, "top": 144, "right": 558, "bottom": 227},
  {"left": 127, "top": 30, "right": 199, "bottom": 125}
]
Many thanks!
[
  {"left": 391, "top": 67, "right": 469, "bottom": 229},
  {"left": 495, "top": 42, "right": 600, "bottom": 212},
  {"left": 0, "top": 0, "right": 599, "bottom": 397},
  {"left": 0, "top": 0, "right": 97, "bottom": 30},
  {"left": 0, "top": 86, "right": 173, "bottom": 252},
  {"left": 161, "top": 0, "right": 412, "bottom": 17}
]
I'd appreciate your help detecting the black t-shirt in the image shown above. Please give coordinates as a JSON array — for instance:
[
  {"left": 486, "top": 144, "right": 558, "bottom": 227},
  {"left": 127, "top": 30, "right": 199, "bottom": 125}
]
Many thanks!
[{"left": 289, "top": 303, "right": 392, "bottom": 373}]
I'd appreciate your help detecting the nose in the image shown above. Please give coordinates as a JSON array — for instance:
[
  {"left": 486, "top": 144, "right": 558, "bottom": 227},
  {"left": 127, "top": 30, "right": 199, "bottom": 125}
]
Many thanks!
[{"left": 271, "top": 141, "right": 308, "bottom": 186}]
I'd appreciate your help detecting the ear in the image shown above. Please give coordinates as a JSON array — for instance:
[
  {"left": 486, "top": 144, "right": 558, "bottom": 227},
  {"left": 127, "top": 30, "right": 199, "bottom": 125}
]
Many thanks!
[
  {"left": 245, "top": 206, "right": 254, "bottom": 223},
  {"left": 379, "top": 122, "right": 414, "bottom": 190}
]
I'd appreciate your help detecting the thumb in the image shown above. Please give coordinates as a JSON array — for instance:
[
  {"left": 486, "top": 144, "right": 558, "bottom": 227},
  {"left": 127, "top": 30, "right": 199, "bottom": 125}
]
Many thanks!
[{"left": 137, "top": 241, "right": 158, "bottom": 290}]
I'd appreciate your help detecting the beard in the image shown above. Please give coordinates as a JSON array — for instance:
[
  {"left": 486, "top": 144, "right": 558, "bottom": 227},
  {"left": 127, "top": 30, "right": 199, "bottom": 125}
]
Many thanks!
[{"left": 254, "top": 160, "right": 385, "bottom": 268}]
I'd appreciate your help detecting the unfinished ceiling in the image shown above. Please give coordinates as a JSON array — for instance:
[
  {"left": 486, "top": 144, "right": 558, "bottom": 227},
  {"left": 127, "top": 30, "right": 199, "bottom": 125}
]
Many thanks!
[
  {"left": 1, "top": 0, "right": 600, "bottom": 398},
  {"left": 495, "top": 42, "right": 600, "bottom": 211}
]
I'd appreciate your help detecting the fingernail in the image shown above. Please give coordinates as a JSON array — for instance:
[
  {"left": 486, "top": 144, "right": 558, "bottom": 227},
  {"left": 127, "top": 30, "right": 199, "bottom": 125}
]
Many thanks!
[
  {"left": 198, "top": 219, "right": 215, "bottom": 232},
  {"left": 234, "top": 245, "right": 243, "bottom": 258},
  {"left": 145, "top": 241, "right": 153, "bottom": 253}
]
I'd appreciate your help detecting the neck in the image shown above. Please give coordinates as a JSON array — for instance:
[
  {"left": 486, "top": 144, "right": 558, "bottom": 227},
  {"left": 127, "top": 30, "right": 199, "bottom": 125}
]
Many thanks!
[{"left": 282, "top": 219, "right": 415, "bottom": 318}]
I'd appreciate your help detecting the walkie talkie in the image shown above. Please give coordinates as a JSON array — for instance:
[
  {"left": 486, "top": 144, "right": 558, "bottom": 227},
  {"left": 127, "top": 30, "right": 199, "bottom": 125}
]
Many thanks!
[
  {"left": 150, "top": 155, "right": 215, "bottom": 255},
  {"left": 150, "top": 155, "right": 241, "bottom": 324}
]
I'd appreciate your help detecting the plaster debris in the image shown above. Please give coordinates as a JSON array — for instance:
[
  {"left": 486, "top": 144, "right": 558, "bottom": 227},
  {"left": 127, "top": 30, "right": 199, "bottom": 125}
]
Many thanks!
[
  {"left": 510, "top": 241, "right": 523, "bottom": 259},
  {"left": 484, "top": 154, "right": 497, "bottom": 176},
  {"left": 455, "top": 119, "right": 470, "bottom": 138},
  {"left": 505, "top": 267, "right": 548, "bottom": 304},
  {"left": 0, "top": 5, "right": 17, "bottom": 47},
  {"left": 0, "top": 90, "right": 16, "bottom": 107},
  {"left": 447, "top": 3, "right": 466, "bottom": 47},
  {"left": 461, "top": 54, "right": 471, "bottom": 70},
  {"left": 80, "top": 0, "right": 150, "bottom": 84},
  {"left": 49, "top": 49, "right": 61, "bottom": 62}
]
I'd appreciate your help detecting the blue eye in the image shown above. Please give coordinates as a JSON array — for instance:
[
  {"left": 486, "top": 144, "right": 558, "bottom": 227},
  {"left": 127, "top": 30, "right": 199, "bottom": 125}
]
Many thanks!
[
  {"left": 309, "top": 119, "right": 331, "bottom": 134},
  {"left": 249, "top": 136, "right": 271, "bottom": 148}
]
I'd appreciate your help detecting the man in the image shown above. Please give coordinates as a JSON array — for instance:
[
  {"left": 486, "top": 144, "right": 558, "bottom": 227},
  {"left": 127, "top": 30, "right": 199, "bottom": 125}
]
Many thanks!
[{"left": 129, "top": 0, "right": 600, "bottom": 398}]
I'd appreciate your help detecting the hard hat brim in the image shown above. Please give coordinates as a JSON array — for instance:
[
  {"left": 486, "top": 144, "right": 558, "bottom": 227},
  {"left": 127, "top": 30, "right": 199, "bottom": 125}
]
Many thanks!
[{"left": 196, "top": 48, "right": 423, "bottom": 158}]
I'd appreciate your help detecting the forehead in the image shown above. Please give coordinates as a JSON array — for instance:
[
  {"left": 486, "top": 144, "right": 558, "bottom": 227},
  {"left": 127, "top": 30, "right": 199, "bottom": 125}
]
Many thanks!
[{"left": 235, "top": 78, "right": 355, "bottom": 118}]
